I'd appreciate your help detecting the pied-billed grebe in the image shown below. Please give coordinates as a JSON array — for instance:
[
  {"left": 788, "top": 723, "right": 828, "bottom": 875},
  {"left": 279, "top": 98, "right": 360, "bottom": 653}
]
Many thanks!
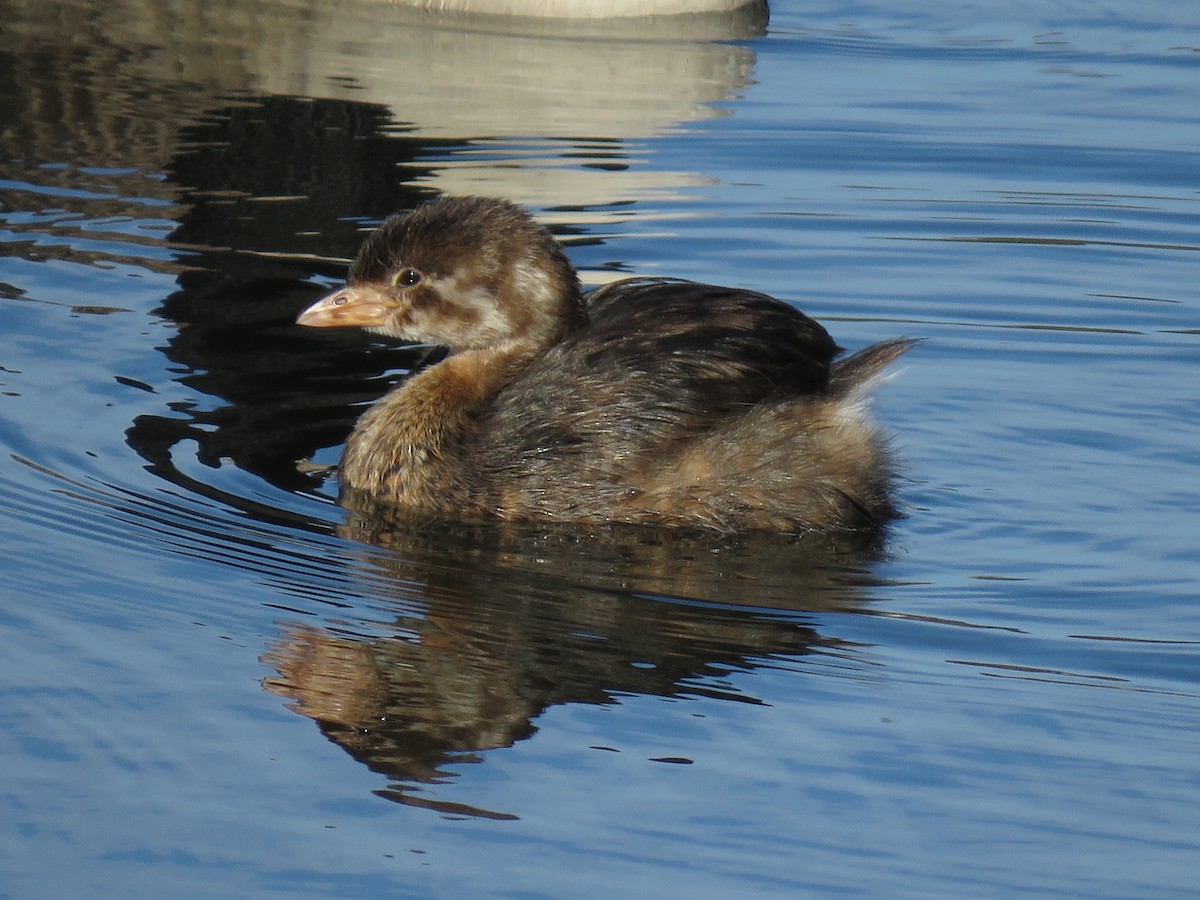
[{"left": 298, "top": 195, "right": 915, "bottom": 532}]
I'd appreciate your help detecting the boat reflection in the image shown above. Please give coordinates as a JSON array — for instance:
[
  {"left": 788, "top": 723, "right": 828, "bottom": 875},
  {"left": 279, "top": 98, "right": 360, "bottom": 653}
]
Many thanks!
[{"left": 5, "top": 0, "right": 764, "bottom": 215}]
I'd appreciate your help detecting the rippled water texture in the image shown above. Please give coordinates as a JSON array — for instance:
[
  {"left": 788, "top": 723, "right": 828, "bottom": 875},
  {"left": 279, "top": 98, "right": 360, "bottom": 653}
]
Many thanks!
[{"left": 2, "top": 0, "right": 1199, "bottom": 896}]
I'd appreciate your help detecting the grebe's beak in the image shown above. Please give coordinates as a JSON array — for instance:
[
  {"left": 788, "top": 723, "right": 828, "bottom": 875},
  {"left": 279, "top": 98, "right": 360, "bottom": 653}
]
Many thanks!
[{"left": 296, "top": 285, "right": 393, "bottom": 329}]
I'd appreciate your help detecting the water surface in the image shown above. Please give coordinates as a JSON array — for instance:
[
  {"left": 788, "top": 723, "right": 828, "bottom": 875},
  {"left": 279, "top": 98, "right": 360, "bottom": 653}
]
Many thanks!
[{"left": 2, "top": 0, "right": 1199, "bottom": 896}]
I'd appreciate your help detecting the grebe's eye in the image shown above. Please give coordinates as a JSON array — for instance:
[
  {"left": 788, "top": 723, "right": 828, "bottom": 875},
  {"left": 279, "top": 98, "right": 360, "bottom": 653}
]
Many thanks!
[{"left": 393, "top": 267, "right": 422, "bottom": 288}]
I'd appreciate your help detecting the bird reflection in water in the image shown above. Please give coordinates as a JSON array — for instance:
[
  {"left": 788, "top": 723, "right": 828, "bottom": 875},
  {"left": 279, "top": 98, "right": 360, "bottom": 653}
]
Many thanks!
[{"left": 263, "top": 503, "right": 889, "bottom": 819}]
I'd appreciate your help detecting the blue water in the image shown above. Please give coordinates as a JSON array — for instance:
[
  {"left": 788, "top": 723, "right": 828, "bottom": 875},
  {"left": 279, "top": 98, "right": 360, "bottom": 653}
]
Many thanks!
[{"left": 2, "top": 0, "right": 1199, "bottom": 896}]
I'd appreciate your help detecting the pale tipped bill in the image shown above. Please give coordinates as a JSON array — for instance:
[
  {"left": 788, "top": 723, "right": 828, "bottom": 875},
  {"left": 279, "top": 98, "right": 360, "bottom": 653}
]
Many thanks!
[{"left": 296, "top": 285, "right": 394, "bottom": 329}]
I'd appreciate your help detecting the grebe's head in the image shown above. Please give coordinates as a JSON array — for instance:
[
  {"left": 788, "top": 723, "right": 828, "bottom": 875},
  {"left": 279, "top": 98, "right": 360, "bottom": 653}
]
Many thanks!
[{"left": 298, "top": 196, "right": 586, "bottom": 351}]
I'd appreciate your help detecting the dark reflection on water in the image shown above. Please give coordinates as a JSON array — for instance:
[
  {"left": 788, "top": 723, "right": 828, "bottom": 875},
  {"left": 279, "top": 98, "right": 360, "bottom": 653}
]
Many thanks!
[
  {"left": 122, "top": 94, "right": 609, "bottom": 497},
  {"left": 126, "top": 95, "right": 444, "bottom": 494},
  {"left": 263, "top": 506, "right": 887, "bottom": 819}
]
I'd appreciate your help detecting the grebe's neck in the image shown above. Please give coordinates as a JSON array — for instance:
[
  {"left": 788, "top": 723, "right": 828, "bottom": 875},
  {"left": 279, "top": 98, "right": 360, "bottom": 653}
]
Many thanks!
[{"left": 338, "top": 341, "right": 542, "bottom": 507}]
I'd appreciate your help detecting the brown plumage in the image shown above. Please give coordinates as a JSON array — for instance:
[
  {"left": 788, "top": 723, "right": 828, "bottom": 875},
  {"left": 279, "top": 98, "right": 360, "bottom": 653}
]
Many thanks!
[{"left": 297, "top": 195, "right": 916, "bottom": 533}]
